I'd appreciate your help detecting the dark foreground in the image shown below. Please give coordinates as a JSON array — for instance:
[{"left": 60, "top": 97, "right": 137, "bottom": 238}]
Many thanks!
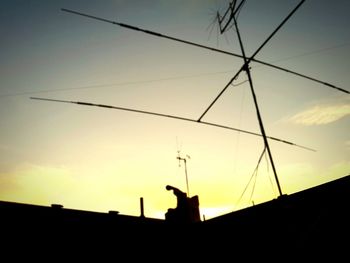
[{"left": 1, "top": 175, "right": 349, "bottom": 259}]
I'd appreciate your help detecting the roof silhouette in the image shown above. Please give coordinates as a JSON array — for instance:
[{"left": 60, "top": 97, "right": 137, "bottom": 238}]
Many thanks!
[{"left": 1, "top": 174, "right": 349, "bottom": 258}]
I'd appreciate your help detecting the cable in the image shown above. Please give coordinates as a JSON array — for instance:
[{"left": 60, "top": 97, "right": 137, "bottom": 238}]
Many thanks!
[
  {"left": 0, "top": 70, "right": 233, "bottom": 99},
  {"left": 265, "top": 149, "right": 277, "bottom": 197},
  {"left": 236, "top": 146, "right": 266, "bottom": 206},
  {"left": 231, "top": 79, "right": 248, "bottom": 87},
  {"left": 5, "top": 39, "right": 346, "bottom": 99},
  {"left": 267, "top": 42, "right": 350, "bottom": 65}
]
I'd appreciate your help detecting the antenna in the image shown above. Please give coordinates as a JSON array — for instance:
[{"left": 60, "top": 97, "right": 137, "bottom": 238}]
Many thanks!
[
  {"left": 30, "top": 97, "right": 315, "bottom": 152},
  {"left": 31, "top": 2, "right": 346, "bottom": 202},
  {"left": 177, "top": 151, "right": 191, "bottom": 197},
  {"left": 60, "top": 8, "right": 348, "bottom": 94},
  {"left": 207, "top": 0, "right": 306, "bottom": 197}
]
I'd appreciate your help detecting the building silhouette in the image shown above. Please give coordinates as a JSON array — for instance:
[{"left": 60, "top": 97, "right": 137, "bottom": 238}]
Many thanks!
[{"left": 1, "top": 174, "right": 349, "bottom": 257}]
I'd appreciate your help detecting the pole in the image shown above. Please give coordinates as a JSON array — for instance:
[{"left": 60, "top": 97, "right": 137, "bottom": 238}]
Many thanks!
[
  {"left": 198, "top": 0, "right": 308, "bottom": 121},
  {"left": 184, "top": 159, "right": 190, "bottom": 197},
  {"left": 232, "top": 15, "right": 283, "bottom": 196},
  {"left": 140, "top": 197, "right": 145, "bottom": 218},
  {"left": 177, "top": 156, "right": 190, "bottom": 197}
]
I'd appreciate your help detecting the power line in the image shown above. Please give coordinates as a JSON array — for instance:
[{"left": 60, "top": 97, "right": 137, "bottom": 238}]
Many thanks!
[
  {"left": 3, "top": 39, "right": 349, "bottom": 99},
  {"left": 0, "top": 70, "right": 233, "bottom": 99},
  {"left": 4, "top": 39, "right": 348, "bottom": 99},
  {"left": 266, "top": 42, "right": 350, "bottom": 64}
]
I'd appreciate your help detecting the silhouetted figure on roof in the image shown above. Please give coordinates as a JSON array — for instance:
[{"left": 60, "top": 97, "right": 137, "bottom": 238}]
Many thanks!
[{"left": 165, "top": 185, "right": 200, "bottom": 224}]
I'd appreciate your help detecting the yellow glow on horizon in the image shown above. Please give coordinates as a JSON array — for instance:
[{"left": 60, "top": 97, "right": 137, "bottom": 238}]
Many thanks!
[
  {"left": 0, "top": 159, "right": 348, "bottom": 219},
  {"left": 200, "top": 206, "right": 235, "bottom": 220}
]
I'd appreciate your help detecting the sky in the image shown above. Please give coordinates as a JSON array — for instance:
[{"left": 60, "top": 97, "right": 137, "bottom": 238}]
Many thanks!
[{"left": 0, "top": 0, "right": 349, "bottom": 220}]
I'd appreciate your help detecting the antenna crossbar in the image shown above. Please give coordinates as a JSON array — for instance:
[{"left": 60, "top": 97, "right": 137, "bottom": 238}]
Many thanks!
[
  {"left": 61, "top": 8, "right": 348, "bottom": 94},
  {"left": 199, "top": 0, "right": 307, "bottom": 121},
  {"left": 30, "top": 97, "right": 315, "bottom": 152}
]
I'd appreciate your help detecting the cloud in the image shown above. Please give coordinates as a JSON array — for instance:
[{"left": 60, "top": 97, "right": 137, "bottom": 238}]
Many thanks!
[{"left": 287, "top": 97, "right": 350, "bottom": 126}]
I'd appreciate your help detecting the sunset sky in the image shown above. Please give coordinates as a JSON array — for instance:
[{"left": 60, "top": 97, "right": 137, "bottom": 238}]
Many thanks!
[{"left": 0, "top": 0, "right": 349, "bottom": 219}]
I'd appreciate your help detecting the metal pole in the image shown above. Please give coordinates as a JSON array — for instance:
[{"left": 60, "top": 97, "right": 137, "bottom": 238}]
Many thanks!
[
  {"left": 233, "top": 15, "right": 283, "bottom": 196},
  {"left": 199, "top": 0, "right": 309, "bottom": 121},
  {"left": 184, "top": 159, "right": 190, "bottom": 197},
  {"left": 177, "top": 156, "right": 190, "bottom": 197},
  {"left": 140, "top": 197, "right": 145, "bottom": 218}
]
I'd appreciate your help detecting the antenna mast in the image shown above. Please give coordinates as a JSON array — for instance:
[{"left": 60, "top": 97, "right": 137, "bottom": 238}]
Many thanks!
[
  {"left": 177, "top": 152, "right": 190, "bottom": 197},
  {"left": 215, "top": 0, "right": 305, "bottom": 197}
]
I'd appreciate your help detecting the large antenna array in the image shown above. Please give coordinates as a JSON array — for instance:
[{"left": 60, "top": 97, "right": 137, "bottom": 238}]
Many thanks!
[{"left": 32, "top": 1, "right": 348, "bottom": 198}]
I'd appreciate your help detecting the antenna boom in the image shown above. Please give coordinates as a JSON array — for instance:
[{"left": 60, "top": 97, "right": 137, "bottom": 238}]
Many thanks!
[{"left": 60, "top": 8, "right": 348, "bottom": 94}]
